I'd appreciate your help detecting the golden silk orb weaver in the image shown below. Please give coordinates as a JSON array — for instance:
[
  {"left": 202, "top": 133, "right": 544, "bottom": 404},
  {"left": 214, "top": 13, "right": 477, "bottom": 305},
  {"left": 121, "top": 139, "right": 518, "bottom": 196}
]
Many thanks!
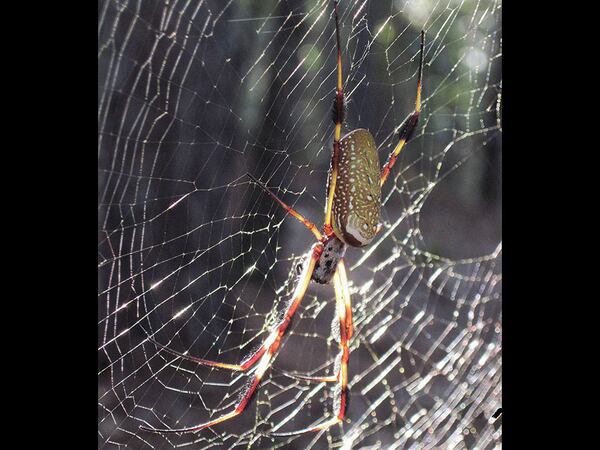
[{"left": 141, "top": 0, "right": 425, "bottom": 437}]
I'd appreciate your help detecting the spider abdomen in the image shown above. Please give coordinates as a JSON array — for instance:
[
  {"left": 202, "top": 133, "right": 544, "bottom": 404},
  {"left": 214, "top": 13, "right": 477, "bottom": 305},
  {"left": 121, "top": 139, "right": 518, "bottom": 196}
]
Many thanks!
[{"left": 332, "top": 128, "right": 381, "bottom": 247}]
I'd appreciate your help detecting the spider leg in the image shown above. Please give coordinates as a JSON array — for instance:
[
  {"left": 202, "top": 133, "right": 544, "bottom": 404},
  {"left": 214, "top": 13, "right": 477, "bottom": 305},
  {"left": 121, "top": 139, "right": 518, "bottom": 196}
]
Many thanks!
[
  {"left": 324, "top": 0, "right": 344, "bottom": 234},
  {"left": 276, "top": 259, "right": 352, "bottom": 385},
  {"left": 140, "top": 244, "right": 323, "bottom": 434},
  {"left": 278, "top": 370, "right": 338, "bottom": 383},
  {"left": 337, "top": 260, "right": 353, "bottom": 341},
  {"left": 146, "top": 337, "right": 255, "bottom": 371},
  {"left": 271, "top": 259, "right": 352, "bottom": 437},
  {"left": 290, "top": 374, "right": 339, "bottom": 383},
  {"left": 380, "top": 30, "right": 425, "bottom": 186},
  {"left": 247, "top": 172, "right": 323, "bottom": 241}
]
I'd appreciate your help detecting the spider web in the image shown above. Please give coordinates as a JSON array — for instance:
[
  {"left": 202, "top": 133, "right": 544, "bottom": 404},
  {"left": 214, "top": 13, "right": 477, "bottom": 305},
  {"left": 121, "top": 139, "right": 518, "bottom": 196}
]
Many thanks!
[{"left": 98, "top": 0, "right": 502, "bottom": 448}]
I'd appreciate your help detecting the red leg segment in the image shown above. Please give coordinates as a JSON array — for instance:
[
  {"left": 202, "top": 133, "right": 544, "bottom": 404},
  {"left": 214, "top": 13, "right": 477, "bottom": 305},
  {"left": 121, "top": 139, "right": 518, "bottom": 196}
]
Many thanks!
[
  {"left": 140, "top": 244, "right": 323, "bottom": 434},
  {"left": 247, "top": 173, "right": 323, "bottom": 241},
  {"left": 271, "top": 259, "right": 352, "bottom": 436}
]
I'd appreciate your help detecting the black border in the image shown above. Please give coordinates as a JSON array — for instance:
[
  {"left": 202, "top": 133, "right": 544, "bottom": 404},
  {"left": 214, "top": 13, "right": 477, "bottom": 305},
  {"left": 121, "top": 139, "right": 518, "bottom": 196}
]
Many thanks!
[{"left": 12, "top": 0, "right": 584, "bottom": 446}]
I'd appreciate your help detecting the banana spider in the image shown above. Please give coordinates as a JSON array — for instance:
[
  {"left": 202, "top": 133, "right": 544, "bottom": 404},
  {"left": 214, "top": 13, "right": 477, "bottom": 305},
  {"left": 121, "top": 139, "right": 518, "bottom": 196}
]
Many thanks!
[{"left": 141, "top": 0, "right": 424, "bottom": 437}]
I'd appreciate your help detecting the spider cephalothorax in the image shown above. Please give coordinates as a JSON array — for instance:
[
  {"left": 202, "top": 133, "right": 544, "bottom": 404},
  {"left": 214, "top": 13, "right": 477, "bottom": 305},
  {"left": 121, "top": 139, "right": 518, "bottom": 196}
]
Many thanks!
[{"left": 141, "top": 0, "right": 424, "bottom": 437}]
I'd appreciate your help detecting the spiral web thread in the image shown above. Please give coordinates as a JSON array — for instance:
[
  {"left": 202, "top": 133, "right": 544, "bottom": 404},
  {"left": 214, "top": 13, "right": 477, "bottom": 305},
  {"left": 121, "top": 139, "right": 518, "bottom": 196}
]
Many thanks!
[{"left": 98, "top": 0, "right": 502, "bottom": 448}]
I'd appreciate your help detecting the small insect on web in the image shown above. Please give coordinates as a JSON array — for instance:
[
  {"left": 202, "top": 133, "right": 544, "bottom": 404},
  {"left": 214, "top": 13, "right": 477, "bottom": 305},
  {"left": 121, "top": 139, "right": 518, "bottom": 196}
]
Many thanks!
[{"left": 140, "top": 0, "right": 425, "bottom": 437}]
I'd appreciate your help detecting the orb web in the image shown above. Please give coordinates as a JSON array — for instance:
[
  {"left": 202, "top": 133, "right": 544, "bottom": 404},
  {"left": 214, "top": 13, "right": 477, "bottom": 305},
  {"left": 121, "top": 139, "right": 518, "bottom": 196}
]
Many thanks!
[{"left": 98, "top": 0, "right": 502, "bottom": 448}]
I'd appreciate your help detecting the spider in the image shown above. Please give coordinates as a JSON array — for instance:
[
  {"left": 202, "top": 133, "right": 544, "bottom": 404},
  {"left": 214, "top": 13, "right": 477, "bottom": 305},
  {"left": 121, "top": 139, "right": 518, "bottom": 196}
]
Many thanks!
[{"left": 141, "top": 0, "right": 424, "bottom": 437}]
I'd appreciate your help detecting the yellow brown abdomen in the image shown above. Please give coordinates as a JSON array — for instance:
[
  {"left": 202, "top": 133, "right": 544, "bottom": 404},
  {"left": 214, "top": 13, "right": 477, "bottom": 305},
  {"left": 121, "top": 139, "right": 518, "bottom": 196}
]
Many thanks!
[{"left": 332, "top": 129, "right": 381, "bottom": 247}]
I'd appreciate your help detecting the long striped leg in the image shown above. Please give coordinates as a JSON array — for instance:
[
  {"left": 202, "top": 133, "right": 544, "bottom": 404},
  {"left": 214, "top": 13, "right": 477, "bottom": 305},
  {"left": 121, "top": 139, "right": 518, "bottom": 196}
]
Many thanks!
[
  {"left": 146, "top": 337, "right": 261, "bottom": 372},
  {"left": 247, "top": 173, "right": 322, "bottom": 241},
  {"left": 140, "top": 244, "right": 323, "bottom": 434},
  {"left": 278, "top": 260, "right": 352, "bottom": 384},
  {"left": 337, "top": 260, "right": 353, "bottom": 341},
  {"left": 145, "top": 173, "right": 322, "bottom": 371},
  {"left": 380, "top": 30, "right": 425, "bottom": 186},
  {"left": 271, "top": 259, "right": 353, "bottom": 436},
  {"left": 324, "top": 0, "right": 344, "bottom": 234}
]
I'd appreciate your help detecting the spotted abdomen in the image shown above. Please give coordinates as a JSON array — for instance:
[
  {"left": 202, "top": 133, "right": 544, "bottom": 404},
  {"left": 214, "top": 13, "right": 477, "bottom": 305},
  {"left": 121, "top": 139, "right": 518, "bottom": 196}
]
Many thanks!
[{"left": 332, "top": 129, "right": 381, "bottom": 247}]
